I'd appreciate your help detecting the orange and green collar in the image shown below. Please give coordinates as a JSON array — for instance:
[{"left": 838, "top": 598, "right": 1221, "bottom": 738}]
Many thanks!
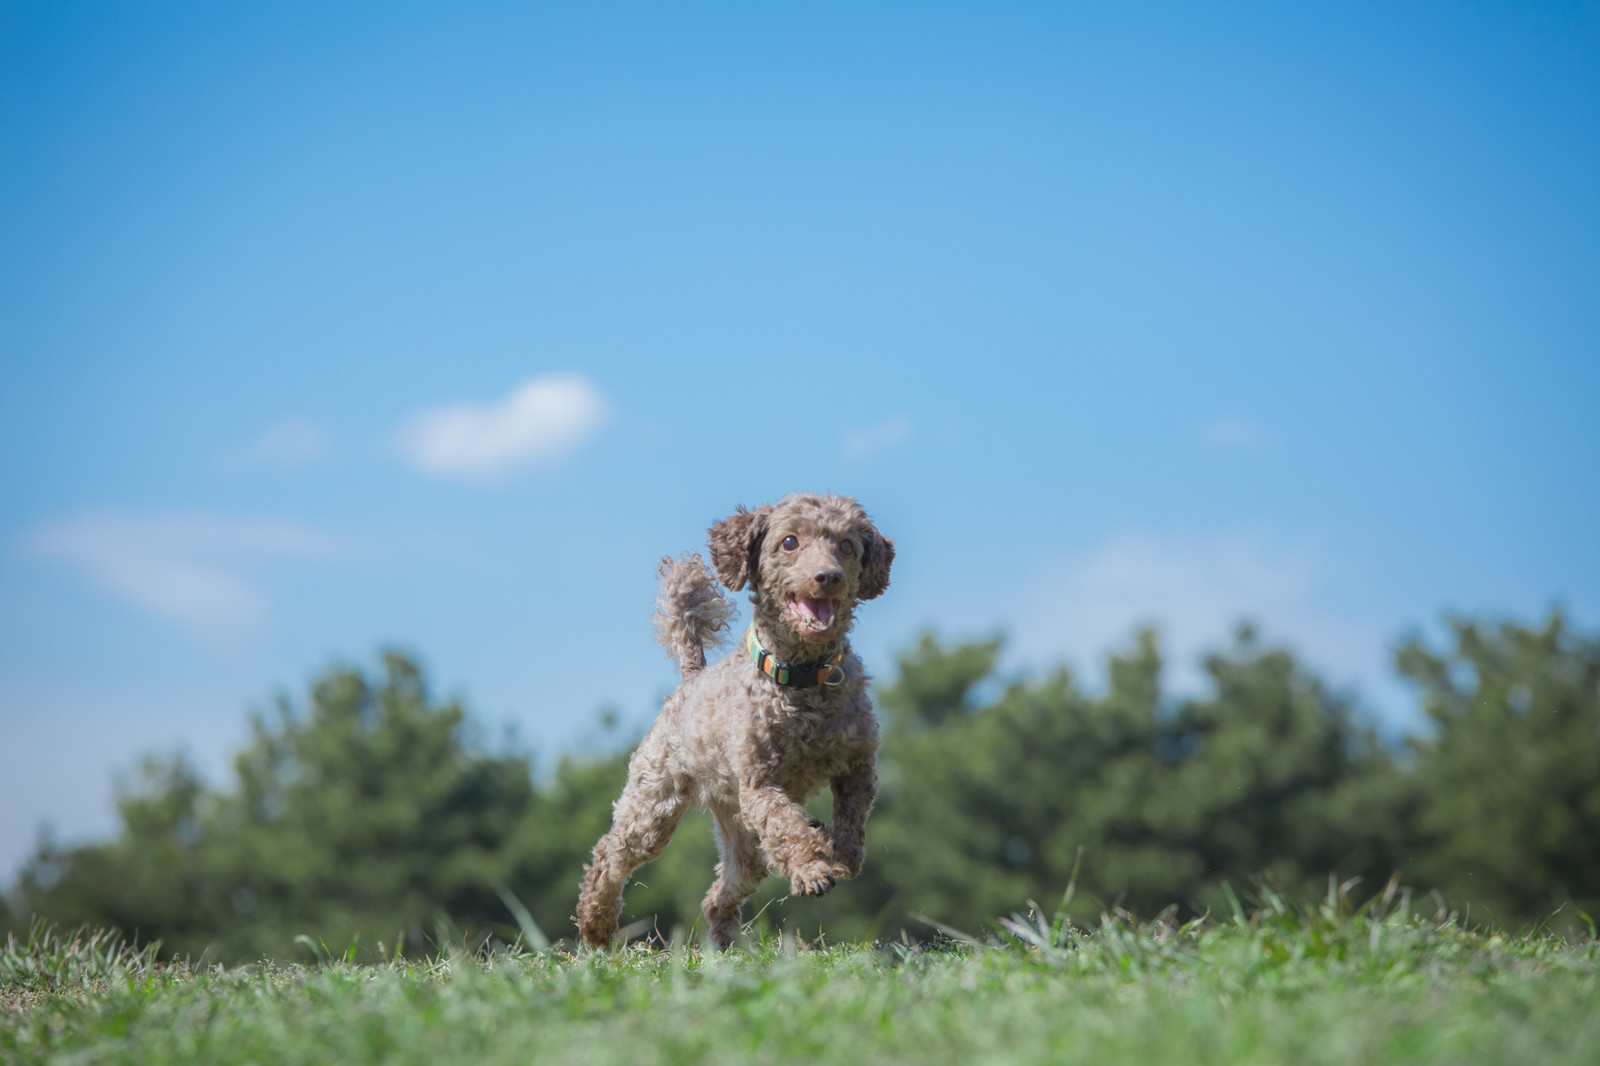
[{"left": 747, "top": 624, "right": 846, "bottom": 688}]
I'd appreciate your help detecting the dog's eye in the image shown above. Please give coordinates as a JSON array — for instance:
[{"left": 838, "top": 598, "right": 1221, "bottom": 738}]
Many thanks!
[
  {"left": 840, "top": 538, "right": 856, "bottom": 556},
  {"left": 781, "top": 535, "right": 799, "bottom": 551}
]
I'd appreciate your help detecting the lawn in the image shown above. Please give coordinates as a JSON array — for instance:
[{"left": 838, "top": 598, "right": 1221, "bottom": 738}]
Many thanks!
[{"left": 4, "top": 884, "right": 1596, "bottom": 1066}]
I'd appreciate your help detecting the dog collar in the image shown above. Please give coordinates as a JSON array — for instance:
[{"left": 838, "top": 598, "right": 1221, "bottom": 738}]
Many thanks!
[{"left": 747, "top": 625, "right": 846, "bottom": 688}]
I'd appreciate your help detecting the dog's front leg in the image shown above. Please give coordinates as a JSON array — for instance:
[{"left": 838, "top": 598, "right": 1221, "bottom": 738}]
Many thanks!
[
  {"left": 738, "top": 782, "right": 844, "bottom": 896},
  {"left": 828, "top": 760, "right": 877, "bottom": 878}
]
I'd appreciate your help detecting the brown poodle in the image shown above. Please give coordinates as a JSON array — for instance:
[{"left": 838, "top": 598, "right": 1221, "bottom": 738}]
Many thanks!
[{"left": 575, "top": 493, "right": 894, "bottom": 949}]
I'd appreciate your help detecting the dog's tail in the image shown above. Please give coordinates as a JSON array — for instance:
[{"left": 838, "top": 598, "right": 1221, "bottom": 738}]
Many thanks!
[{"left": 652, "top": 553, "right": 735, "bottom": 678}]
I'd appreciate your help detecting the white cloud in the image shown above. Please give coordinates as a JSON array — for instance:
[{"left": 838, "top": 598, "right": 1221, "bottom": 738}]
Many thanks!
[
  {"left": 226, "top": 418, "right": 329, "bottom": 469},
  {"left": 842, "top": 416, "right": 912, "bottom": 462},
  {"left": 20, "top": 513, "right": 346, "bottom": 643},
  {"left": 1013, "top": 530, "right": 1399, "bottom": 710},
  {"left": 395, "top": 375, "right": 607, "bottom": 480}
]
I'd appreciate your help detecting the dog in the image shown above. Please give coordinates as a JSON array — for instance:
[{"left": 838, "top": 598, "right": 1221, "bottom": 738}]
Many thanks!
[{"left": 575, "top": 493, "right": 894, "bottom": 949}]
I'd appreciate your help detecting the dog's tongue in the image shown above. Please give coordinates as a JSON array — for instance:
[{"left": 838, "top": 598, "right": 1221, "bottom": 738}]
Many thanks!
[{"left": 797, "top": 598, "right": 837, "bottom": 626}]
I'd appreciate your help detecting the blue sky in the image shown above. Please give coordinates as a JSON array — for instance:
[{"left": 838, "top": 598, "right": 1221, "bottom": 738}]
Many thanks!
[{"left": 3, "top": 2, "right": 1597, "bottom": 881}]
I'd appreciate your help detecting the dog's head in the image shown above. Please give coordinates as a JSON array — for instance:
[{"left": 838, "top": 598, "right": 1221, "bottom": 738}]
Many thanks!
[{"left": 708, "top": 493, "right": 894, "bottom": 648}]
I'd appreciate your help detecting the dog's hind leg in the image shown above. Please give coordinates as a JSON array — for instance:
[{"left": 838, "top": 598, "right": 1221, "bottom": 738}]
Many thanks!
[
  {"left": 576, "top": 769, "right": 687, "bottom": 948},
  {"left": 702, "top": 806, "right": 769, "bottom": 951}
]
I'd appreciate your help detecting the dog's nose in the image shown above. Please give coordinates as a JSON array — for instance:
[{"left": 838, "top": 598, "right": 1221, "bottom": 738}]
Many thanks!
[{"left": 814, "top": 569, "right": 844, "bottom": 592}]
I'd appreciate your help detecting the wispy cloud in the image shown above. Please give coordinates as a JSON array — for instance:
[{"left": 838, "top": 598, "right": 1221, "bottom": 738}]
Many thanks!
[
  {"left": 1200, "top": 417, "right": 1268, "bottom": 450},
  {"left": 222, "top": 418, "right": 329, "bottom": 470},
  {"left": 842, "top": 416, "right": 912, "bottom": 462},
  {"left": 20, "top": 513, "right": 347, "bottom": 644},
  {"left": 395, "top": 375, "right": 607, "bottom": 480},
  {"left": 1014, "top": 530, "right": 1395, "bottom": 708}
]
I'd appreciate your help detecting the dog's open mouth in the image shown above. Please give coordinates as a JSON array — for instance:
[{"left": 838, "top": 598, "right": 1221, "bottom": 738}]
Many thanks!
[{"left": 787, "top": 596, "right": 840, "bottom": 637}]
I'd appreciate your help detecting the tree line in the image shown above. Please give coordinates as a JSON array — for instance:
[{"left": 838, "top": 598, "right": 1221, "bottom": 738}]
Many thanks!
[{"left": 4, "top": 612, "right": 1596, "bottom": 961}]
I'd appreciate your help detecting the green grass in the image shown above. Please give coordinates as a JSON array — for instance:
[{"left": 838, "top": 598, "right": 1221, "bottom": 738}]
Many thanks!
[{"left": 4, "top": 883, "right": 1597, "bottom": 1066}]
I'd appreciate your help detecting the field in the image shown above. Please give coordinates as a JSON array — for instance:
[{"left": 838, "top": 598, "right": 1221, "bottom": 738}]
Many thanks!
[{"left": 4, "top": 886, "right": 1596, "bottom": 1066}]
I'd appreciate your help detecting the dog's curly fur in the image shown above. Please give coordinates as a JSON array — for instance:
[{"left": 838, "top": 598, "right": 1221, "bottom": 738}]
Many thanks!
[{"left": 576, "top": 493, "right": 894, "bottom": 950}]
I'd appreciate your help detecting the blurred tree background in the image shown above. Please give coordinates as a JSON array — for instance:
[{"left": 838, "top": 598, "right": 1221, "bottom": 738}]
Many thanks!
[{"left": 5, "top": 613, "right": 1596, "bottom": 961}]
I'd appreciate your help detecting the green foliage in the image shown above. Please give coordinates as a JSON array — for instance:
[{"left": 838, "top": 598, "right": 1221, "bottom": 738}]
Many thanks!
[
  {"left": 12, "top": 653, "right": 540, "bottom": 962},
  {"left": 1397, "top": 611, "right": 1600, "bottom": 928},
  {"left": 844, "top": 625, "right": 1407, "bottom": 937},
  {"left": 6, "top": 612, "right": 1597, "bottom": 961},
  {"left": 876, "top": 632, "right": 1004, "bottom": 733}
]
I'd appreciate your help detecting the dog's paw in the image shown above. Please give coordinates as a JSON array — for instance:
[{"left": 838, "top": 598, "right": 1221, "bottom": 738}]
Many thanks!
[
  {"left": 788, "top": 858, "right": 848, "bottom": 897},
  {"left": 830, "top": 844, "right": 865, "bottom": 879}
]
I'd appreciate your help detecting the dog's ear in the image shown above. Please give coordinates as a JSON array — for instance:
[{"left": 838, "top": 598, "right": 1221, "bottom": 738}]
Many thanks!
[
  {"left": 857, "top": 529, "right": 895, "bottom": 601},
  {"left": 708, "top": 505, "right": 771, "bottom": 591}
]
